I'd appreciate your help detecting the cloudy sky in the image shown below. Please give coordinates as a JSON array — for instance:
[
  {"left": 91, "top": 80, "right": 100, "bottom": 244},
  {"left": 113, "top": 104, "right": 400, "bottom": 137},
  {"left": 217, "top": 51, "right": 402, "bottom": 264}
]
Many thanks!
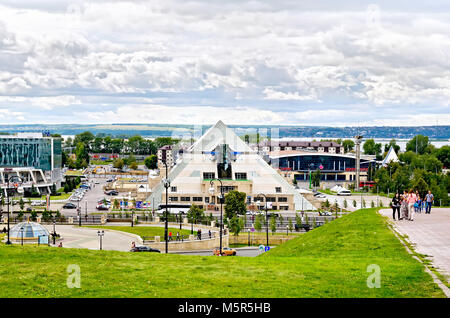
[{"left": 0, "top": 0, "right": 449, "bottom": 126}]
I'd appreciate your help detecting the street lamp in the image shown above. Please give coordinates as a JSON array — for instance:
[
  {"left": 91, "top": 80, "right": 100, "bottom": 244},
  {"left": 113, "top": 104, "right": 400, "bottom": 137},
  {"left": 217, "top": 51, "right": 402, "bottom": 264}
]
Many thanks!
[
  {"left": 52, "top": 220, "right": 57, "bottom": 245},
  {"left": 162, "top": 159, "right": 170, "bottom": 254},
  {"left": 255, "top": 193, "right": 269, "bottom": 248},
  {"left": 19, "top": 226, "right": 24, "bottom": 246},
  {"left": 4, "top": 175, "right": 24, "bottom": 245},
  {"left": 209, "top": 178, "right": 224, "bottom": 256},
  {"left": 179, "top": 211, "right": 183, "bottom": 230},
  {"left": 97, "top": 230, "right": 104, "bottom": 250}
]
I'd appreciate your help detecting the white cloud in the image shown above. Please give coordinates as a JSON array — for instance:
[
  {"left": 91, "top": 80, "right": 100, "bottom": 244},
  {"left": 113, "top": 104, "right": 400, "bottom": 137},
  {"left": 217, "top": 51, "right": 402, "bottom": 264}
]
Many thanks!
[{"left": 0, "top": 1, "right": 449, "bottom": 125}]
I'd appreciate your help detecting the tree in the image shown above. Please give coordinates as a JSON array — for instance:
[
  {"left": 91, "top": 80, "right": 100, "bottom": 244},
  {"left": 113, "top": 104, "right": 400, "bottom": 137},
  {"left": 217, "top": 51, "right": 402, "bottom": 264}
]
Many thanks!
[
  {"left": 294, "top": 213, "right": 302, "bottom": 230},
  {"left": 363, "top": 139, "right": 382, "bottom": 156},
  {"left": 436, "top": 145, "right": 450, "bottom": 168},
  {"left": 413, "top": 177, "right": 429, "bottom": 199},
  {"left": 144, "top": 155, "right": 158, "bottom": 170},
  {"left": 229, "top": 215, "right": 243, "bottom": 236},
  {"left": 342, "top": 139, "right": 355, "bottom": 153},
  {"left": 75, "top": 142, "right": 89, "bottom": 168},
  {"left": 244, "top": 134, "right": 250, "bottom": 144},
  {"left": 113, "top": 158, "right": 125, "bottom": 170},
  {"left": 113, "top": 199, "right": 120, "bottom": 210},
  {"left": 343, "top": 199, "right": 348, "bottom": 209},
  {"left": 406, "top": 135, "right": 429, "bottom": 155},
  {"left": 270, "top": 215, "right": 277, "bottom": 234},
  {"left": 384, "top": 139, "right": 400, "bottom": 154},
  {"left": 19, "top": 198, "right": 24, "bottom": 211},
  {"left": 254, "top": 213, "right": 263, "bottom": 232},
  {"left": 129, "top": 161, "right": 138, "bottom": 170},
  {"left": 187, "top": 204, "right": 204, "bottom": 225},
  {"left": 288, "top": 219, "right": 294, "bottom": 234},
  {"left": 224, "top": 190, "right": 247, "bottom": 219},
  {"left": 311, "top": 169, "right": 321, "bottom": 187}
]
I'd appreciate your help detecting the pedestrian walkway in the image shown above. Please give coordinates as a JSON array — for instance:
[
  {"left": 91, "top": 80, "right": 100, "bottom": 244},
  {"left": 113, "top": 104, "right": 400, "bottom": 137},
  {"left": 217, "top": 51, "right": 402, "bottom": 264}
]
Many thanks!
[
  {"left": 380, "top": 208, "right": 450, "bottom": 284},
  {"left": 42, "top": 225, "right": 137, "bottom": 251}
]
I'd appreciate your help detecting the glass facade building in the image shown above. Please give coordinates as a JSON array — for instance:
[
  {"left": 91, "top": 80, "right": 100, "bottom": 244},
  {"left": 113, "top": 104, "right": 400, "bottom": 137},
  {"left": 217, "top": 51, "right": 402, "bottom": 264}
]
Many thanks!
[{"left": 0, "top": 137, "right": 62, "bottom": 171}]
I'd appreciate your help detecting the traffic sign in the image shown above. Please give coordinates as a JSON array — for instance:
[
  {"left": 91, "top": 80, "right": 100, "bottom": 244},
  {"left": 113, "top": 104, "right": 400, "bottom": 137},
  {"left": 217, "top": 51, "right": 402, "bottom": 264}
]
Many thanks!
[
  {"left": 259, "top": 245, "right": 265, "bottom": 252},
  {"left": 265, "top": 246, "right": 271, "bottom": 252}
]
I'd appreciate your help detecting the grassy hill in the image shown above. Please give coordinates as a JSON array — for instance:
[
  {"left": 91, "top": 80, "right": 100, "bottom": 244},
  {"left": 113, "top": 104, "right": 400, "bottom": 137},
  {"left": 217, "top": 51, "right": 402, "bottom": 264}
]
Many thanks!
[{"left": 0, "top": 208, "right": 444, "bottom": 298}]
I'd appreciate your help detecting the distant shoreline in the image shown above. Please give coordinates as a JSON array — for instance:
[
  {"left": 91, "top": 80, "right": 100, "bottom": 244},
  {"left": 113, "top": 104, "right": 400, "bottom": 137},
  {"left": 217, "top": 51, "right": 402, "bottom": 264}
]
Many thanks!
[{"left": 0, "top": 124, "right": 449, "bottom": 140}]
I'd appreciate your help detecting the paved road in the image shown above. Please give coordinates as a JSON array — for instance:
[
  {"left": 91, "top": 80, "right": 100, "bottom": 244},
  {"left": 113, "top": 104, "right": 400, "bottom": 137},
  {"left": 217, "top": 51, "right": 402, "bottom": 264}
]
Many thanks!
[
  {"left": 379, "top": 208, "right": 450, "bottom": 283},
  {"left": 43, "top": 224, "right": 137, "bottom": 251}
]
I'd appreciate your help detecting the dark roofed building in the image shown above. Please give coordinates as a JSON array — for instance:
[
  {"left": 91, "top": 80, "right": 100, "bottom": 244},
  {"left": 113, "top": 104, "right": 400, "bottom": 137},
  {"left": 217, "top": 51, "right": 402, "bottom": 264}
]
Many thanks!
[{"left": 259, "top": 140, "right": 344, "bottom": 154}]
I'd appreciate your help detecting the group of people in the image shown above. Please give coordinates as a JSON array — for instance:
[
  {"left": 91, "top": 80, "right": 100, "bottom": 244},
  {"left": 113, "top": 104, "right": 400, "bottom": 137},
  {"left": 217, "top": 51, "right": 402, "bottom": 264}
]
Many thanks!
[{"left": 391, "top": 190, "right": 434, "bottom": 221}]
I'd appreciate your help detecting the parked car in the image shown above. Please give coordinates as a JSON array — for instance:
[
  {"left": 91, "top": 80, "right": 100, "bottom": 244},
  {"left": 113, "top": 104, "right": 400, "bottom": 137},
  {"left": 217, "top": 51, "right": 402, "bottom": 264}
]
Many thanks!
[
  {"left": 96, "top": 204, "right": 109, "bottom": 211},
  {"left": 130, "top": 246, "right": 161, "bottom": 253},
  {"left": 319, "top": 211, "right": 332, "bottom": 216},
  {"left": 213, "top": 247, "right": 236, "bottom": 256},
  {"left": 337, "top": 189, "right": 352, "bottom": 196},
  {"left": 105, "top": 190, "right": 119, "bottom": 196},
  {"left": 31, "top": 201, "right": 46, "bottom": 206},
  {"left": 98, "top": 198, "right": 111, "bottom": 205},
  {"left": 63, "top": 203, "right": 77, "bottom": 209}
]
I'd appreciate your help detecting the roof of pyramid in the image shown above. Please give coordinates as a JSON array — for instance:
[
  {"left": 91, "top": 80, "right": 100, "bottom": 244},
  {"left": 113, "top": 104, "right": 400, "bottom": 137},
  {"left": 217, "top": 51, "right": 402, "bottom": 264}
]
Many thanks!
[{"left": 188, "top": 120, "right": 255, "bottom": 153}]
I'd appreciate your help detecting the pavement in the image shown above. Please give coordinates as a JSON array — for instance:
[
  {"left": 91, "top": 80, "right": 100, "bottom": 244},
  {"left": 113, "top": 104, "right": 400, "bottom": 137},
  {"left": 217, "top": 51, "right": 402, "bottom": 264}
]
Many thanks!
[
  {"left": 43, "top": 224, "right": 137, "bottom": 251},
  {"left": 379, "top": 208, "right": 450, "bottom": 284}
]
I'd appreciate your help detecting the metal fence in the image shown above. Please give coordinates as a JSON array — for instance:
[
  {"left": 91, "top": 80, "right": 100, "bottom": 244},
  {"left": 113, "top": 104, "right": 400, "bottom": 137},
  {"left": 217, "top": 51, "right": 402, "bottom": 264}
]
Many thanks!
[{"left": 142, "top": 231, "right": 216, "bottom": 243}]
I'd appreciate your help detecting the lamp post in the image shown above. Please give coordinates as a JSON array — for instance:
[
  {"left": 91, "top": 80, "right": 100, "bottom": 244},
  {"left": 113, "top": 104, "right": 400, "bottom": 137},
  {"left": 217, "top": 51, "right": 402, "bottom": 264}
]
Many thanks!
[
  {"left": 247, "top": 228, "right": 250, "bottom": 246},
  {"left": 97, "top": 230, "right": 104, "bottom": 250},
  {"left": 53, "top": 219, "right": 56, "bottom": 245},
  {"left": 209, "top": 178, "right": 224, "bottom": 255},
  {"left": 20, "top": 226, "right": 24, "bottom": 246},
  {"left": 162, "top": 159, "right": 170, "bottom": 254},
  {"left": 179, "top": 211, "right": 183, "bottom": 230},
  {"left": 4, "top": 175, "right": 24, "bottom": 245},
  {"left": 255, "top": 193, "right": 269, "bottom": 248}
]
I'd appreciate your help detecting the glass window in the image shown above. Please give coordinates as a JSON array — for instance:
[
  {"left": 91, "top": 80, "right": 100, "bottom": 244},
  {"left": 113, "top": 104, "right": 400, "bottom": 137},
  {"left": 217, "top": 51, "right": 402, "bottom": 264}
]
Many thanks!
[
  {"left": 278, "top": 197, "right": 288, "bottom": 202},
  {"left": 169, "top": 197, "right": 178, "bottom": 202},
  {"left": 203, "top": 172, "right": 215, "bottom": 179},
  {"left": 180, "top": 197, "right": 190, "bottom": 202},
  {"left": 171, "top": 186, "right": 177, "bottom": 192},
  {"left": 275, "top": 187, "right": 282, "bottom": 193},
  {"left": 235, "top": 173, "right": 247, "bottom": 180},
  {"left": 193, "top": 197, "right": 202, "bottom": 202}
]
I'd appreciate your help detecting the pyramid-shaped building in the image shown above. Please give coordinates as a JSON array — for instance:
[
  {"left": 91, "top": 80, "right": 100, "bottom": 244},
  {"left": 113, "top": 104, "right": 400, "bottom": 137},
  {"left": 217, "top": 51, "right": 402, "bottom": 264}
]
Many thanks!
[{"left": 148, "top": 121, "right": 315, "bottom": 212}]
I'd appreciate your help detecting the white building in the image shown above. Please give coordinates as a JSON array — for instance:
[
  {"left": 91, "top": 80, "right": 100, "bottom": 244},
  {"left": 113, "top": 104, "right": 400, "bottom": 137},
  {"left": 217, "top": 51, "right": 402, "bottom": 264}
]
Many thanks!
[{"left": 148, "top": 121, "right": 315, "bottom": 212}]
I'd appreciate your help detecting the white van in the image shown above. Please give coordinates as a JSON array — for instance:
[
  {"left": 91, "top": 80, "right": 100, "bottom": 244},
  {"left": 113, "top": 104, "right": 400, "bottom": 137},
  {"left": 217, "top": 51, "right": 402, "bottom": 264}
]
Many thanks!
[{"left": 337, "top": 189, "right": 352, "bottom": 196}]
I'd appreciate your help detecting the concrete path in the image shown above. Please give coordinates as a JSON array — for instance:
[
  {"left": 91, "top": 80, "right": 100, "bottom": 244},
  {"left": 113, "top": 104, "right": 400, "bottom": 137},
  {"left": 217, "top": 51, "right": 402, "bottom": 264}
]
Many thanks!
[
  {"left": 379, "top": 208, "right": 450, "bottom": 284},
  {"left": 42, "top": 225, "right": 137, "bottom": 252}
]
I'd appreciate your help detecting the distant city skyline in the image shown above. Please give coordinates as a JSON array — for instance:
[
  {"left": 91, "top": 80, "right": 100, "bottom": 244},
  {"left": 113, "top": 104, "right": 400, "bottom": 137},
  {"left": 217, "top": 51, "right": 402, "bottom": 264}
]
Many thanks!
[{"left": 0, "top": 1, "right": 449, "bottom": 126}]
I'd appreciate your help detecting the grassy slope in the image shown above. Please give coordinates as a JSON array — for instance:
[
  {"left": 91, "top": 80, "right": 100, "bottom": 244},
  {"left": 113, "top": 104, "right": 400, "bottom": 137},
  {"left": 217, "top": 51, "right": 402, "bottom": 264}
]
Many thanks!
[
  {"left": 0, "top": 209, "right": 444, "bottom": 298},
  {"left": 84, "top": 226, "right": 194, "bottom": 237}
]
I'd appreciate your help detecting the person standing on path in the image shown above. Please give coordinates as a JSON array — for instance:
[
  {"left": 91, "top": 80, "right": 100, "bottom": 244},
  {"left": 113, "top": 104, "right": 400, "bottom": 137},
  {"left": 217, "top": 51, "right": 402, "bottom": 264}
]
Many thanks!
[
  {"left": 391, "top": 193, "right": 401, "bottom": 221},
  {"left": 400, "top": 194, "right": 408, "bottom": 220},
  {"left": 407, "top": 190, "right": 417, "bottom": 221},
  {"left": 425, "top": 191, "right": 434, "bottom": 214}
]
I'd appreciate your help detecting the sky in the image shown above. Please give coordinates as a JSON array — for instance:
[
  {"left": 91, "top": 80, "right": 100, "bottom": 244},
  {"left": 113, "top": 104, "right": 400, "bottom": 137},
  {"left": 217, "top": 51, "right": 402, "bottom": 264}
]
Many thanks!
[{"left": 0, "top": 0, "right": 449, "bottom": 126}]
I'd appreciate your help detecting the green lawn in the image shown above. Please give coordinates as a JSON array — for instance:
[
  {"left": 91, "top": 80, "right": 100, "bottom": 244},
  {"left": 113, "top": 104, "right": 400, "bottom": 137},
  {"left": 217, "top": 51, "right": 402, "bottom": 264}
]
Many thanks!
[
  {"left": 0, "top": 208, "right": 444, "bottom": 298},
  {"left": 84, "top": 225, "right": 195, "bottom": 237}
]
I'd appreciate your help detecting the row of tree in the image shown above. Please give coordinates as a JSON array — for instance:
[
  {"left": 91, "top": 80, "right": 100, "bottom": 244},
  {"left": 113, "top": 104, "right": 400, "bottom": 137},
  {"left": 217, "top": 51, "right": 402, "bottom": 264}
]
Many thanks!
[{"left": 65, "top": 132, "right": 178, "bottom": 155}]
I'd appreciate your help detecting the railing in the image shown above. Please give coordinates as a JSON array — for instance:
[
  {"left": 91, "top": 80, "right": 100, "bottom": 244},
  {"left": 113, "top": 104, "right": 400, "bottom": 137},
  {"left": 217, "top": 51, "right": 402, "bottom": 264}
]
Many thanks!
[
  {"left": 4, "top": 216, "right": 103, "bottom": 225},
  {"left": 142, "top": 231, "right": 217, "bottom": 243}
]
